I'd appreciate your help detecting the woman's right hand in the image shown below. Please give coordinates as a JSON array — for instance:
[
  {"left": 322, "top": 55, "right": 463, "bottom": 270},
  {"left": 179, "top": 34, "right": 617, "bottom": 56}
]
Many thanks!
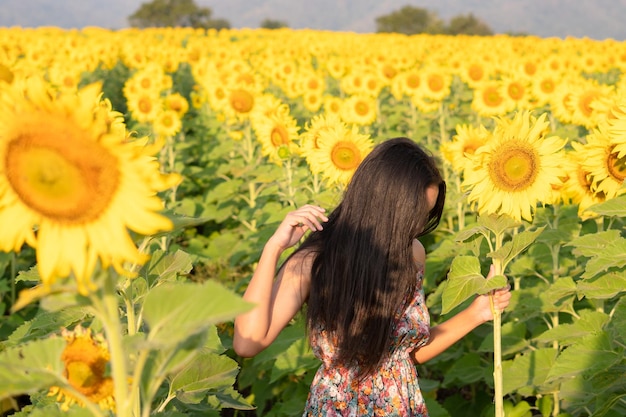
[{"left": 268, "top": 204, "right": 328, "bottom": 250}]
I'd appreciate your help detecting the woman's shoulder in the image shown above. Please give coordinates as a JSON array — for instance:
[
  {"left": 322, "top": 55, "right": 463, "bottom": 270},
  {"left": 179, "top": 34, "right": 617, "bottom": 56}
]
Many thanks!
[{"left": 411, "top": 238, "right": 426, "bottom": 269}]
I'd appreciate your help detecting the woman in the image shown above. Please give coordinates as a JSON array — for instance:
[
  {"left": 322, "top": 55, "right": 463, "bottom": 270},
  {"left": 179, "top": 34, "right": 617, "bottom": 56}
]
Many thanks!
[{"left": 233, "top": 137, "right": 511, "bottom": 416}]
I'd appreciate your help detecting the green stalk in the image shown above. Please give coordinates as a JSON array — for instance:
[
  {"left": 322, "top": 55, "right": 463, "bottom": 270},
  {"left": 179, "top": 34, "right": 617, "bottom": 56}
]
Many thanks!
[
  {"left": 492, "top": 232, "right": 505, "bottom": 417},
  {"left": 92, "top": 272, "right": 131, "bottom": 417},
  {"left": 10, "top": 252, "right": 16, "bottom": 307}
]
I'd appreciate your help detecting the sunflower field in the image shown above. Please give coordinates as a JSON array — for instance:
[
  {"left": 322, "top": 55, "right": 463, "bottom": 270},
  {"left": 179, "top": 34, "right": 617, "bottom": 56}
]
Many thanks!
[{"left": 1, "top": 25, "right": 626, "bottom": 417}]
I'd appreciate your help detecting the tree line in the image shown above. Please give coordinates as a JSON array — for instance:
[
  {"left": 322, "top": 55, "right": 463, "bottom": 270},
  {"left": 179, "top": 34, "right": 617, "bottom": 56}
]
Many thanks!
[{"left": 128, "top": 0, "right": 498, "bottom": 36}]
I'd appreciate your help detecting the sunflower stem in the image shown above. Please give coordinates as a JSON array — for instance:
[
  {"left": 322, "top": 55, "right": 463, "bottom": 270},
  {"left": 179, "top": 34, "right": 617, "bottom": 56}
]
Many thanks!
[
  {"left": 98, "top": 271, "right": 131, "bottom": 417},
  {"left": 10, "top": 252, "right": 16, "bottom": 307},
  {"left": 492, "top": 236, "right": 505, "bottom": 417},
  {"left": 283, "top": 157, "right": 296, "bottom": 207}
]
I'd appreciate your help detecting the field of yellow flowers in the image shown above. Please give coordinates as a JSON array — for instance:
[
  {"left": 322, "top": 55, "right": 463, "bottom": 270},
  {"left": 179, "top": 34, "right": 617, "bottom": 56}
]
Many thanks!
[{"left": 0, "top": 26, "right": 625, "bottom": 417}]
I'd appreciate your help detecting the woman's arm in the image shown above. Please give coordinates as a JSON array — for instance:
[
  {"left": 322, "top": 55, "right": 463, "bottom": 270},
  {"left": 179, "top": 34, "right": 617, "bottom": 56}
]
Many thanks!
[
  {"left": 411, "top": 264, "right": 512, "bottom": 364},
  {"left": 233, "top": 205, "right": 327, "bottom": 358}
]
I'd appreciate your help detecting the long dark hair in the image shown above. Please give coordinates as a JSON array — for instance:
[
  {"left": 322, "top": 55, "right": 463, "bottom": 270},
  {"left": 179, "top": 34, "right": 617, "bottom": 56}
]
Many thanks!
[{"left": 297, "top": 137, "right": 446, "bottom": 376}]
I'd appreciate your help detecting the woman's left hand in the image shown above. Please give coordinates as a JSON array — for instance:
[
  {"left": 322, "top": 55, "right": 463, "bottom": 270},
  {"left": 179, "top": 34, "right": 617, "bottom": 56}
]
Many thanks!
[{"left": 470, "top": 264, "right": 512, "bottom": 323}]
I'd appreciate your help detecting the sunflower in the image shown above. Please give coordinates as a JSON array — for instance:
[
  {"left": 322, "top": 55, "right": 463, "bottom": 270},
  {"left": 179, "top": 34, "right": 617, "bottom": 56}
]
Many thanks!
[
  {"left": 300, "top": 113, "right": 346, "bottom": 173},
  {"left": 462, "top": 111, "right": 567, "bottom": 222},
  {"left": 0, "top": 76, "right": 181, "bottom": 294},
  {"left": 153, "top": 109, "right": 182, "bottom": 138},
  {"left": 125, "top": 91, "right": 162, "bottom": 124},
  {"left": 561, "top": 142, "right": 606, "bottom": 219},
  {"left": 339, "top": 94, "right": 378, "bottom": 126},
  {"left": 471, "top": 81, "right": 513, "bottom": 117},
  {"left": 252, "top": 104, "right": 301, "bottom": 164},
  {"left": 459, "top": 60, "right": 489, "bottom": 89},
  {"left": 421, "top": 69, "right": 452, "bottom": 102},
  {"left": 302, "top": 90, "right": 323, "bottom": 113},
  {"left": 530, "top": 73, "right": 559, "bottom": 107},
  {"left": 501, "top": 74, "right": 532, "bottom": 110},
  {"left": 164, "top": 92, "right": 189, "bottom": 118},
  {"left": 48, "top": 326, "right": 115, "bottom": 412},
  {"left": 307, "top": 124, "right": 374, "bottom": 186},
  {"left": 393, "top": 68, "right": 422, "bottom": 99},
  {"left": 608, "top": 100, "right": 626, "bottom": 157},
  {"left": 567, "top": 80, "right": 614, "bottom": 129},
  {"left": 579, "top": 125, "right": 626, "bottom": 199},
  {"left": 441, "top": 124, "right": 492, "bottom": 173},
  {"left": 323, "top": 95, "right": 344, "bottom": 117}
]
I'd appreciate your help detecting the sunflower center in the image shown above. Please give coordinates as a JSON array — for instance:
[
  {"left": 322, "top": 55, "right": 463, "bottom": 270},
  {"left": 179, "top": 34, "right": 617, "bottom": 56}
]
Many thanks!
[
  {"left": 138, "top": 97, "right": 153, "bottom": 114},
  {"left": 524, "top": 62, "right": 537, "bottom": 76},
  {"left": 355, "top": 101, "right": 370, "bottom": 116},
  {"left": 406, "top": 74, "right": 420, "bottom": 89},
  {"left": 483, "top": 87, "right": 503, "bottom": 107},
  {"left": 488, "top": 143, "right": 538, "bottom": 191},
  {"left": 5, "top": 114, "right": 120, "bottom": 223},
  {"left": 382, "top": 64, "right": 397, "bottom": 79},
  {"left": 540, "top": 79, "right": 555, "bottom": 94},
  {"left": 508, "top": 83, "right": 525, "bottom": 100},
  {"left": 468, "top": 65, "right": 483, "bottom": 81},
  {"left": 229, "top": 89, "right": 254, "bottom": 113},
  {"left": 462, "top": 140, "right": 483, "bottom": 155},
  {"left": 270, "top": 125, "right": 289, "bottom": 147},
  {"left": 427, "top": 75, "right": 444, "bottom": 92},
  {"left": 607, "top": 151, "right": 626, "bottom": 182},
  {"left": 331, "top": 140, "right": 361, "bottom": 171},
  {"left": 66, "top": 361, "right": 100, "bottom": 392}
]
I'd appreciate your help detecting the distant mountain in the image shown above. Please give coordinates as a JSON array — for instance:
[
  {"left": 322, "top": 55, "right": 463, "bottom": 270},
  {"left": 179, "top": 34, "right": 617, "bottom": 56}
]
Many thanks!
[{"left": 1, "top": 0, "right": 625, "bottom": 40}]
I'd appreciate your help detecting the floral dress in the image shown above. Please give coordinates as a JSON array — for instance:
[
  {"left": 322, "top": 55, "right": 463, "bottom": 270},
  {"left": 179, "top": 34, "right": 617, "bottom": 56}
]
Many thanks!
[{"left": 303, "top": 269, "right": 431, "bottom": 417}]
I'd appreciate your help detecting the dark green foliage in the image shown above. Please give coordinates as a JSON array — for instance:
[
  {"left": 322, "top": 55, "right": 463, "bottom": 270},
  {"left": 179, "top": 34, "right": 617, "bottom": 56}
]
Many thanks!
[
  {"left": 375, "top": 5, "right": 494, "bottom": 36},
  {"left": 128, "top": 0, "right": 230, "bottom": 29}
]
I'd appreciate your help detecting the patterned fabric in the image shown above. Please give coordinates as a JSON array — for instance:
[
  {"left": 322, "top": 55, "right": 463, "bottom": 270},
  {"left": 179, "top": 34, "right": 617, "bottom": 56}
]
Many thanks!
[{"left": 303, "top": 270, "right": 431, "bottom": 416}]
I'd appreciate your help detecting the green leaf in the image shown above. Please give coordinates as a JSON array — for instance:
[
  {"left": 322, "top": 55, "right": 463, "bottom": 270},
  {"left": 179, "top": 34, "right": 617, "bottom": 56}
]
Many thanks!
[
  {"left": 497, "top": 227, "right": 545, "bottom": 269},
  {"left": 534, "top": 310, "right": 609, "bottom": 346},
  {"left": 441, "top": 256, "right": 507, "bottom": 314},
  {"left": 142, "top": 281, "right": 253, "bottom": 348},
  {"left": 0, "top": 337, "right": 66, "bottom": 398},
  {"left": 270, "top": 336, "right": 318, "bottom": 383},
  {"left": 478, "top": 320, "right": 529, "bottom": 356},
  {"left": 142, "top": 249, "right": 194, "bottom": 287},
  {"left": 253, "top": 319, "right": 307, "bottom": 365},
  {"left": 442, "top": 353, "right": 486, "bottom": 386},
  {"left": 455, "top": 225, "right": 488, "bottom": 243},
  {"left": 535, "top": 204, "right": 581, "bottom": 245},
  {"left": 576, "top": 272, "right": 626, "bottom": 299},
  {"left": 588, "top": 194, "right": 626, "bottom": 217},
  {"left": 538, "top": 277, "right": 577, "bottom": 313},
  {"left": 567, "top": 231, "right": 626, "bottom": 279},
  {"left": 206, "top": 386, "right": 255, "bottom": 410},
  {"left": 546, "top": 331, "right": 623, "bottom": 382},
  {"left": 537, "top": 395, "right": 554, "bottom": 417},
  {"left": 153, "top": 211, "right": 210, "bottom": 238},
  {"left": 501, "top": 347, "right": 558, "bottom": 395},
  {"left": 5, "top": 308, "right": 87, "bottom": 347},
  {"left": 169, "top": 349, "right": 240, "bottom": 404},
  {"left": 610, "top": 297, "right": 626, "bottom": 343},
  {"left": 477, "top": 213, "right": 521, "bottom": 235}
]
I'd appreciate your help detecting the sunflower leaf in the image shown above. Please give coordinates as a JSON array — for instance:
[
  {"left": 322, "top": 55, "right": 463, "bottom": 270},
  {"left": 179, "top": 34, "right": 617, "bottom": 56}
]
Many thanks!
[
  {"left": 546, "top": 331, "right": 622, "bottom": 382},
  {"left": 567, "top": 231, "right": 626, "bottom": 278},
  {"left": 169, "top": 349, "right": 243, "bottom": 405},
  {"left": 477, "top": 213, "right": 521, "bottom": 236},
  {"left": 587, "top": 194, "right": 626, "bottom": 217},
  {"left": 441, "top": 255, "right": 507, "bottom": 314},
  {"left": 142, "top": 281, "right": 253, "bottom": 348},
  {"left": 489, "top": 227, "right": 545, "bottom": 270},
  {"left": 0, "top": 337, "right": 66, "bottom": 398}
]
